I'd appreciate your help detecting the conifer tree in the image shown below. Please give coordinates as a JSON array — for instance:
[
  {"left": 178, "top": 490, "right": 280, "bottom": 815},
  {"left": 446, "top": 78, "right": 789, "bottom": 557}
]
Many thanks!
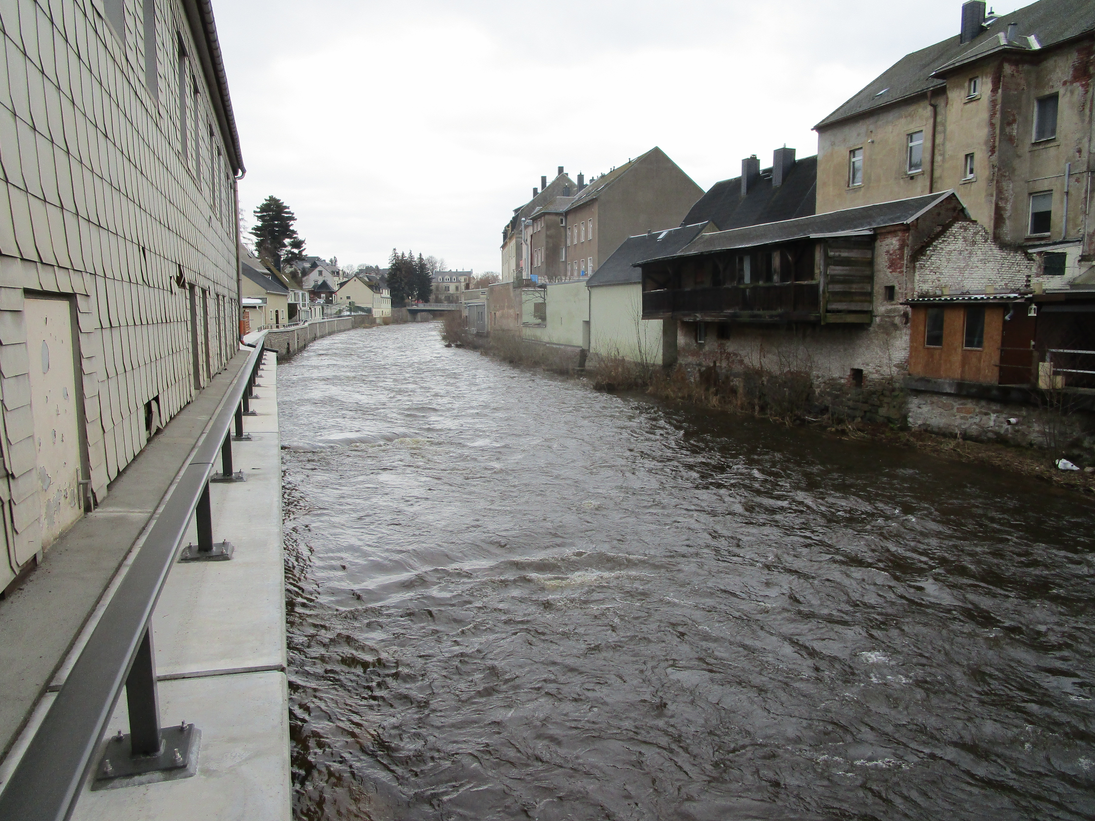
[
  {"left": 251, "top": 196, "right": 306, "bottom": 271},
  {"left": 414, "top": 254, "right": 433, "bottom": 303},
  {"left": 387, "top": 248, "right": 409, "bottom": 307}
]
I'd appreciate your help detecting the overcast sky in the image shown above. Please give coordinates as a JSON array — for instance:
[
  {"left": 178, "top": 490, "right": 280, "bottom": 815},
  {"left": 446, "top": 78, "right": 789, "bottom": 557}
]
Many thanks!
[{"left": 212, "top": 0, "right": 1019, "bottom": 274}]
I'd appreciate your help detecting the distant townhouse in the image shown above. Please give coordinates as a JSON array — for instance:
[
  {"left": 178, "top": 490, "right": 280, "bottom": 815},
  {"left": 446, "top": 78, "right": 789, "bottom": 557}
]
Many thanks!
[
  {"left": 500, "top": 169, "right": 575, "bottom": 286},
  {"left": 0, "top": 0, "right": 244, "bottom": 584},
  {"left": 240, "top": 252, "right": 289, "bottom": 330},
  {"left": 336, "top": 274, "right": 391, "bottom": 317},
  {"left": 561, "top": 147, "right": 703, "bottom": 282},
  {"left": 432, "top": 270, "right": 472, "bottom": 303}
]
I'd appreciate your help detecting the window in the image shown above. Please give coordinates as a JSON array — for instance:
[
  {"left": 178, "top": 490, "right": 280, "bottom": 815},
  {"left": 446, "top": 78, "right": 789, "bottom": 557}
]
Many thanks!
[
  {"left": 964, "top": 306, "right": 985, "bottom": 349},
  {"left": 737, "top": 254, "right": 752, "bottom": 284},
  {"left": 587, "top": 256, "right": 593, "bottom": 275},
  {"left": 962, "top": 152, "right": 975, "bottom": 180},
  {"left": 925, "top": 308, "right": 944, "bottom": 347},
  {"left": 695, "top": 322, "right": 706, "bottom": 345},
  {"left": 884, "top": 285, "right": 896, "bottom": 301},
  {"left": 580, "top": 222, "right": 585, "bottom": 243},
  {"left": 1034, "top": 93, "right": 1058, "bottom": 142},
  {"left": 1029, "top": 192, "right": 1052, "bottom": 235},
  {"left": 850, "top": 368, "right": 864, "bottom": 388},
  {"left": 967, "top": 76, "right": 980, "bottom": 98},
  {"left": 907, "top": 131, "right": 924, "bottom": 174},
  {"left": 849, "top": 148, "right": 863, "bottom": 187},
  {"left": 1043, "top": 252, "right": 1066, "bottom": 276},
  {"left": 143, "top": 0, "right": 158, "bottom": 96},
  {"left": 588, "top": 219, "right": 593, "bottom": 240},
  {"left": 177, "top": 38, "right": 189, "bottom": 161},
  {"left": 566, "top": 228, "right": 571, "bottom": 246}
]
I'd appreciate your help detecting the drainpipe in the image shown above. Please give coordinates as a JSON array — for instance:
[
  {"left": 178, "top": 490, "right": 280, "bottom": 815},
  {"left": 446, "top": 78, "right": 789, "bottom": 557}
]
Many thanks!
[
  {"left": 927, "top": 88, "right": 938, "bottom": 194},
  {"left": 1063, "top": 162, "right": 1071, "bottom": 241},
  {"left": 1085, "top": 65, "right": 1095, "bottom": 255}
]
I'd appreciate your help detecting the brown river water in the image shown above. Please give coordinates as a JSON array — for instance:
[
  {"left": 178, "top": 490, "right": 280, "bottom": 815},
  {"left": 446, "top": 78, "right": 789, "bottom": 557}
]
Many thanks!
[{"left": 278, "top": 322, "right": 1095, "bottom": 821}]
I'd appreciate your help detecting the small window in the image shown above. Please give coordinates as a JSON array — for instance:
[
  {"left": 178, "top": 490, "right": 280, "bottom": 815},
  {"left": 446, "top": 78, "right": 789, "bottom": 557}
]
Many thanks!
[
  {"left": 962, "top": 152, "right": 975, "bottom": 180},
  {"left": 925, "top": 307, "right": 944, "bottom": 347},
  {"left": 695, "top": 322, "right": 706, "bottom": 345},
  {"left": 1029, "top": 192, "right": 1052, "bottom": 235},
  {"left": 1043, "top": 252, "right": 1066, "bottom": 276},
  {"left": 588, "top": 218, "right": 593, "bottom": 240},
  {"left": 967, "top": 76, "right": 980, "bottom": 98},
  {"left": 587, "top": 256, "right": 593, "bottom": 274},
  {"left": 849, "top": 148, "right": 863, "bottom": 187},
  {"left": 850, "top": 368, "right": 864, "bottom": 388},
  {"left": 103, "top": 0, "right": 124, "bottom": 40},
  {"left": 580, "top": 222, "right": 585, "bottom": 242},
  {"left": 1034, "top": 94, "right": 1058, "bottom": 142},
  {"left": 143, "top": 0, "right": 158, "bottom": 96},
  {"left": 717, "top": 322, "right": 731, "bottom": 340},
  {"left": 566, "top": 228, "right": 570, "bottom": 246},
  {"left": 884, "top": 285, "right": 896, "bottom": 302},
  {"left": 964, "top": 306, "right": 985, "bottom": 349},
  {"left": 907, "top": 131, "right": 924, "bottom": 174}
]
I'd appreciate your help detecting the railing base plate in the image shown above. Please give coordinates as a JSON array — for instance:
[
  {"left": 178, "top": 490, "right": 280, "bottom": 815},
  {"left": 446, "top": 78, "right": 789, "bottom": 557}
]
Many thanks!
[
  {"left": 242, "top": 410, "right": 258, "bottom": 417},
  {"left": 179, "top": 541, "right": 235, "bottom": 562},
  {"left": 211, "top": 471, "right": 245, "bottom": 483},
  {"left": 232, "top": 433, "right": 253, "bottom": 442},
  {"left": 92, "top": 724, "right": 200, "bottom": 789}
]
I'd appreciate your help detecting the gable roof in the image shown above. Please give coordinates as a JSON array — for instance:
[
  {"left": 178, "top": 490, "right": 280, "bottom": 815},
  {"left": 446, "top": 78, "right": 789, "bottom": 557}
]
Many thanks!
[
  {"left": 241, "top": 263, "right": 288, "bottom": 295},
  {"left": 816, "top": 0, "right": 1095, "bottom": 129},
  {"left": 587, "top": 223, "right": 710, "bottom": 287},
  {"left": 311, "top": 280, "right": 335, "bottom": 293},
  {"left": 640, "top": 192, "right": 964, "bottom": 263},
  {"left": 683, "top": 155, "right": 817, "bottom": 231},
  {"left": 564, "top": 147, "right": 668, "bottom": 212}
]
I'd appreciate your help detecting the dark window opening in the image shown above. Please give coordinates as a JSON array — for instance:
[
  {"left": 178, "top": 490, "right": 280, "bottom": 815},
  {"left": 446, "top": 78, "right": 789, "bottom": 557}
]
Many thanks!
[
  {"left": 695, "top": 322, "right": 706, "bottom": 345},
  {"left": 1043, "top": 252, "right": 1066, "bottom": 276},
  {"left": 964, "top": 306, "right": 985, "bottom": 349},
  {"left": 925, "top": 308, "right": 944, "bottom": 347},
  {"left": 850, "top": 368, "right": 864, "bottom": 388},
  {"left": 884, "top": 285, "right": 896, "bottom": 302},
  {"left": 1034, "top": 93, "right": 1058, "bottom": 142},
  {"left": 1029, "top": 192, "right": 1052, "bottom": 235},
  {"left": 717, "top": 322, "right": 731, "bottom": 340}
]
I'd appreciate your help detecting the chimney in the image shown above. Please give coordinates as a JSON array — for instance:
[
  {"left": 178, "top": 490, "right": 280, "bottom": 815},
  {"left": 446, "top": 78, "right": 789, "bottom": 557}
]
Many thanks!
[
  {"left": 558, "top": 166, "right": 564, "bottom": 176},
  {"left": 741, "top": 155, "right": 761, "bottom": 197},
  {"left": 541, "top": 175, "right": 547, "bottom": 191},
  {"left": 577, "top": 172, "right": 585, "bottom": 191},
  {"left": 1006, "top": 21, "right": 1018, "bottom": 42},
  {"left": 960, "top": 1, "right": 986, "bottom": 44},
  {"left": 533, "top": 187, "right": 538, "bottom": 197},
  {"left": 772, "top": 147, "right": 796, "bottom": 188}
]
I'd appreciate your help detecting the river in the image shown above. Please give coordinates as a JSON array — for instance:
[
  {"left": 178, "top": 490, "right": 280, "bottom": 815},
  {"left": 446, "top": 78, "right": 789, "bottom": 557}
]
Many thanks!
[{"left": 278, "top": 322, "right": 1095, "bottom": 821}]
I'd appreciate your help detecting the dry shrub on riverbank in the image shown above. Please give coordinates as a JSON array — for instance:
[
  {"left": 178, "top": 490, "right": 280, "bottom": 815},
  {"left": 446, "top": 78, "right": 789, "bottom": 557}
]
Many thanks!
[
  {"left": 487, "top": 332, "right": 577, "bottom": 374},
  {"left": 440, "top": 309, "right": 469, "bottom": 346},
  {"left": 587, "top": 354, "right": 655, "bottom": 392}
]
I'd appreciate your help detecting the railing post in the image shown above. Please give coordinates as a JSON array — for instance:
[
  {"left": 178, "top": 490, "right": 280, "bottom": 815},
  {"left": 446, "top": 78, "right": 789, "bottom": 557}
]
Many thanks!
[
  {"left": 94, "top": 627, "right": 196, "bottom": 785},
  {"left": 126, "top": 627, "right": 162, "bottom": 756},
  {"left": 179, "top": 482, "right": 233, "bottom": 561},
  {"left": 213, "top": 429, "right": 244, "bottom": 482}
]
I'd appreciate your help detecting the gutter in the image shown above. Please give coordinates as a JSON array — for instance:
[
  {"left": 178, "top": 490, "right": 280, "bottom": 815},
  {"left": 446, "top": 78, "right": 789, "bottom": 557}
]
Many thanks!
[{"left": 183, "top": 0, "right": 245, "bottom": 176}]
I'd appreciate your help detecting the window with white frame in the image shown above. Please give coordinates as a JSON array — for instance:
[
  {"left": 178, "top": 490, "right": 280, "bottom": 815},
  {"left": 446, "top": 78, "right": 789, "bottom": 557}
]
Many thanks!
[
  {"left": 966, "top": 76, "right": 979, "bottom": 98},
  {"left": 849, "top": 148, "right": 863, "bottom": 187},
  {"left": 588, "top": 218, "right": 592, "bottom": 240},
  {"left": 1029, "top": 191, "right": 1052, "bottom": 235},
  {"left": 907, "top": 131, "right": 924, "bottom": 174},
  {"left": 962, "top": 152, "right": 975, "bottom": 180},
  {"left": 587, "top": 256, "right": 592, "bottom": 274},
  {"left": 1034, "top": 93, "right": 1058, "bottom": 142},
  {"left": 580, "top": 222, "right": 585, "bottom": 243}
]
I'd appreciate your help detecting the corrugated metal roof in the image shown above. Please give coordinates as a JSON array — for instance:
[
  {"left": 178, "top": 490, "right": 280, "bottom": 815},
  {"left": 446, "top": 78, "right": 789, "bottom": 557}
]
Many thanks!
[{"left": 906, "top": 293, "right": 1023, "bottom": 304}]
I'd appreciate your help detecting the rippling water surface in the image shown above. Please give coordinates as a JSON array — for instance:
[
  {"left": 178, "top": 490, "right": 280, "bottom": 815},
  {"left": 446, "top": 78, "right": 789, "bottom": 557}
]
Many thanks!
[{"left": 278, "top": 323, "right": 1095, "bottom": 821}]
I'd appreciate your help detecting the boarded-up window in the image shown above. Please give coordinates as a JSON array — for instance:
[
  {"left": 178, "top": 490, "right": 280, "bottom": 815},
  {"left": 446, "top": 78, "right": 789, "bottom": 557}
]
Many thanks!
[{"left": 925, "top": 308, "right": 944, "bottom": 347}]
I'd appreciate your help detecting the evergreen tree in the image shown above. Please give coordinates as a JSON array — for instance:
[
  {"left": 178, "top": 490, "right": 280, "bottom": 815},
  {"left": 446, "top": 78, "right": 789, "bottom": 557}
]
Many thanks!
[
  {"left": 250, "top": 196, "right": 306, "bottom": 271},
  {"left": 387, "top": 248, "right": 409, "bottom": 307},
  {"left": 414, "top": 254, "right": 433, "bottom": 303}
]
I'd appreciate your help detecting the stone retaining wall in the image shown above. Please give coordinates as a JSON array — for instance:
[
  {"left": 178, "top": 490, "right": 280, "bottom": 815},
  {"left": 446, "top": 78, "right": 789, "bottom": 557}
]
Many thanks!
[{"left": 265, "top": 316, "right": 373, "bottom": 361}]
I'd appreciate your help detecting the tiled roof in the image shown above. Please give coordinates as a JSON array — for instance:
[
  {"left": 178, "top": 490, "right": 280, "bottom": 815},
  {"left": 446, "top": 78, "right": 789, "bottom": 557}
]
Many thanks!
[
  {"left": 241, "top": 264, "right": 288, "bottom": 294},
  {"left": 682, "top": 156, "right": 817, "bottom": 231},
  {"left": 587, "top": 223, "right": 710, "bottom": 287},
  {"left": 816, "top": 0, "right": 1095, "bottom": 129},
  {"left": 640, "top": 192, "right": 962, "bottom": 263}
]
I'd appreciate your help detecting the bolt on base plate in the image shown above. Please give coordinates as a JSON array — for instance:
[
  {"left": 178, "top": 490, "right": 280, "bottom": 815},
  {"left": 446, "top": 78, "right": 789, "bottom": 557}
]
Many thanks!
[
  {"left": 179, "top": 541, "right": 235, "bottom": 562},
  {"left": 93, "top": 723, "right": 199, "bottom": 788},
  {"left": 210, "top": 470, "right": 246, "bottom": 483}
]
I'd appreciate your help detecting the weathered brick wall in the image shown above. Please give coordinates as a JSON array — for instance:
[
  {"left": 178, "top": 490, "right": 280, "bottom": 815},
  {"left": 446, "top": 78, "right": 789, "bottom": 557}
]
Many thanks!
[
  {"left": 913, "top": 221, "right": 1035, "bottom": 295},
  {"left": 0, "top": 0, "right": 240, "bottom": 579}
]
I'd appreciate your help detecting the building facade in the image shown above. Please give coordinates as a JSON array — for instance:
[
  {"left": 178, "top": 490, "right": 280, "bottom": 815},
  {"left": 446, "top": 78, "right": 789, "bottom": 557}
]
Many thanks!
[{"left": 0, "top": 0, "right": 244, "bottom": 587}]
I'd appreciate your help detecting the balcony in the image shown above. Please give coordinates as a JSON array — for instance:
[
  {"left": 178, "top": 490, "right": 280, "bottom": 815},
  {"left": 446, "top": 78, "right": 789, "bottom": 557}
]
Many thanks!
[{"left": 643, "top": 283, "right": 827, "bottom": 322}]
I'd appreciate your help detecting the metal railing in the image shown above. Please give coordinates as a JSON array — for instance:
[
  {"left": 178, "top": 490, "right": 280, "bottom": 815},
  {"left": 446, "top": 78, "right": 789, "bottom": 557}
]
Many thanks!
[{"left": 0, "top": 335, "right": 270, "bottom": 821}]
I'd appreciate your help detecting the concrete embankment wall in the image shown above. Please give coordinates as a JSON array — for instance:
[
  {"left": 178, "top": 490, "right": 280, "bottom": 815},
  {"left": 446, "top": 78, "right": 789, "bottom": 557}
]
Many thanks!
[{"left": 265, "top": 316, "right": 373, "bottom": 360}]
